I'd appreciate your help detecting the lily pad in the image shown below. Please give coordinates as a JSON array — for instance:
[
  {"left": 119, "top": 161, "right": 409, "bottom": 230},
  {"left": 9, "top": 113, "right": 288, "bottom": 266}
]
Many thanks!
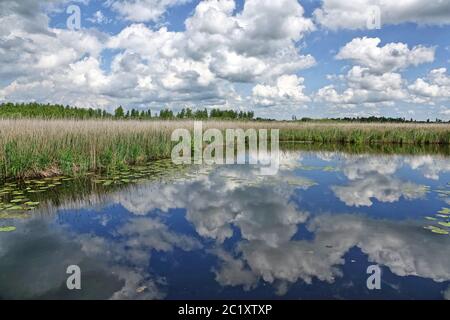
[
  {"left": 0, "top": 212, "right": 29, "bottom": 219},
  {"left": 0, "top": 226, "right": 16, "bottom": 232},
  {"left": 24, "top": 201, "right": 40, "bottom": 206},
  {"left": 6, "top": 205, "right": 24, "bottom": 211},
  {"left": 10, "top": 199, "right": 26, "bottom": 203},
  {"left": 438, "top": 221, "right": 450, "bottom": 228},
  {"left": 431, "top": 228, "right": 449, "bottom": 235}
]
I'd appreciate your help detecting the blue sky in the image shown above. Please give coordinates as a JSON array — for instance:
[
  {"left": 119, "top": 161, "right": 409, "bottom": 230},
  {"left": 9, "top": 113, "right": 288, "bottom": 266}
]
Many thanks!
[{"left": 1, "top": 0, "right": 450, "bottom": 120}]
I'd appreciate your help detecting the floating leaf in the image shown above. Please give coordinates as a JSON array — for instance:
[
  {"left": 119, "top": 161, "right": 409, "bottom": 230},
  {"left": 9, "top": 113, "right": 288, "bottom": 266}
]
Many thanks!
[
  {"left": 431, "top": 228, "right": 449, "bottom": 235},
  {"left": 438, "top": 221, "right": 450, "bottom": 228},
  {"left": 425, "top": 216, "right": 438, "bottom": 221},
  {"left": 6, "top": 205, "right": 24, "bottom": 211},
  {"left": 10, "top": 199, "right": 26, "bottom": 203},
  {"left": 27, "top": 189, "right": 45, "bottom": 193},
  {"left": 24, "top": 201, "right": 40, "bottom": 206},
  {"left": 0, "top": 226, "right": 16, "bottom": 232},
  {"left": 0, "top": 212, "right": 29, "bottom": 219}
]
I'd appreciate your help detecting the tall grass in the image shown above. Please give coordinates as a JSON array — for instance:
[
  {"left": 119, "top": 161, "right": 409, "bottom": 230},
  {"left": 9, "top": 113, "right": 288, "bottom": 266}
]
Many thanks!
[{"left": 0, "top": 119, "right": 449, "bottom": 179}]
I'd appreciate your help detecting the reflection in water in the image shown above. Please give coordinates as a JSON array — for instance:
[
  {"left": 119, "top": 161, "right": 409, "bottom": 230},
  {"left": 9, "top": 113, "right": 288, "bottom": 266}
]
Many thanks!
[
  {"left": 1, "top": 149, "right": 450, "bottom": 299},
  {"left": 331, "top": 155, "right": 429, "bottom": 207}
]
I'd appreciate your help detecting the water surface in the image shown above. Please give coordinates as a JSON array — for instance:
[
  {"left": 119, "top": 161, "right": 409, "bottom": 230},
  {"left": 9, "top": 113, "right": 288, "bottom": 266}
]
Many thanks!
[{"left": 1, "top": 147, "right": 450, "bottom": 300}]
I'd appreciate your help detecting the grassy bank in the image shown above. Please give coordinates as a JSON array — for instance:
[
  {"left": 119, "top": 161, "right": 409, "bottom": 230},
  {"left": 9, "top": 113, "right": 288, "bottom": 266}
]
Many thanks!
[{"left": 1, "top": 119, "right": 449, "bottom": 179}]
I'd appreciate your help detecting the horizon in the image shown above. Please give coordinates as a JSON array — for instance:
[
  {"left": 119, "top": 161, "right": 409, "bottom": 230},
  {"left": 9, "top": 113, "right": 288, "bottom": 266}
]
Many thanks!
[{"left": 2, "top": 101, "right": 450, "bottom": 122}]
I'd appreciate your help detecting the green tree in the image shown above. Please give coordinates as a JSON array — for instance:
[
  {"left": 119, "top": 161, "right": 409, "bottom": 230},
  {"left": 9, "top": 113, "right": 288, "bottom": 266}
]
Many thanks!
[{"left": 114, "top": 106, "right": 125, "bottom": 118}]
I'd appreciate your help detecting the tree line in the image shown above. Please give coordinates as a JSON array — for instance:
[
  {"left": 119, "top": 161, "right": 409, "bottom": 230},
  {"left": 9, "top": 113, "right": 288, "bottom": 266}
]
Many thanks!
[
  {"left": 0, "top": 103, "right": 255, "bottom": 120},
  {"left": 1, "top": 102, "right": 448, "bottom": 123},
  {"left": 295, "top": 116, "right": 449, "bottom": 123}
]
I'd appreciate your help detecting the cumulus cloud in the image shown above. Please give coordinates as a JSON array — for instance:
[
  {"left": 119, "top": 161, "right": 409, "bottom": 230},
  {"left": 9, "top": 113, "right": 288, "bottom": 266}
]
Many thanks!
[
  {"left": 0, "top": 215, "right": 201, "bottom": 299},
  {"left": 316, "top": 37, "right": 435, "bottom": 109},
  {"left": 110, "top": 0, "right": 192, "bottom": 23},
  {"left": 87, "top": 10, "right": 111, "bottom": 25},
  {"left": 336, "top": 38, "right": 435, "bottom": 74},
  {"left": 314, "top": 0, "right": 450, "bottom": 30},
  {"left": 331, "top": 154, "right": 427, "bottom": 207},
  {"left": 404, "top": 155, "right": 450, "bottom": 180},
  {"left": 214, "top": 213, "right": 450, "bottom": 294},
  {"left": 2, "top": 0, "right": 449, "bottom": 118},
  {"left": 0, "top": 0, "right": 316, "bottom": 113},
  {"left": 409, "top": 68, "right": 450, "bottom": 103},
  {"left": 332, "top": 173, "right": 426, "bottom": 207},
  {"left": 252, "top": 75, "right": 310, "bottom": 107}
]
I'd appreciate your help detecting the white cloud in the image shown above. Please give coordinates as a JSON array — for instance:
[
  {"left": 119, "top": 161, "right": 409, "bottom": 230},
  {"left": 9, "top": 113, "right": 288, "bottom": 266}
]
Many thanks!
[
  {"left": 252, "top": 75, "right": 310, "bottom": 107},
  {"left": 314, "top": 0, "right": 450, "bottom": 30},
  {"left": 444, "top": 286, "right": 450, "bottom": 300},
  {"left": 405, "top": 155, "right": 450, "bottom": 180},
  {"left": 0, "top": 0, "right": 316, "bottom": 113},
  {"left": 332, "top": 174, "right": 426, "bottom": 207},
  {"left": 110, "top": 0, "right": 192, "bottom": 22},
  {"left": 331, "top": 154, "right": 427, "bottom": 207},
  {"left": 316, "top": 38, "right": 435, "bottom": 109},
  {"left": 87, "top": 10, "right": 111, "bottom": 24},
  {"left": 336, "top": 37, "right": 435, "bottom": 74},
  {"left": 409, "top": 68, "right": 450, "bottom": 103}
]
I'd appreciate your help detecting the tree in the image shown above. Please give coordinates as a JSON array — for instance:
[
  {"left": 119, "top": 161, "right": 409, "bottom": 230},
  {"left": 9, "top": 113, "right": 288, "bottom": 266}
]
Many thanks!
[{"left": 114, "top": 106, "right": 125, "bottom": 118}]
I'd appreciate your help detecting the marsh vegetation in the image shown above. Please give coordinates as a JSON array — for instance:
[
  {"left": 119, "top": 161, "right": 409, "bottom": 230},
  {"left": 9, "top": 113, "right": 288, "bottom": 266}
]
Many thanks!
[{"left": 0, "top": 119, "right": 449, "bottom": 179}]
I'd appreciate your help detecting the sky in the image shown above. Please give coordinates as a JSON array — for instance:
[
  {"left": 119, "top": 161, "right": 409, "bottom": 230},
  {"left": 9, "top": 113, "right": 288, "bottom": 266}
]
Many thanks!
[{"left": 0, "top": 0, "right": 450, "bottom": 120}]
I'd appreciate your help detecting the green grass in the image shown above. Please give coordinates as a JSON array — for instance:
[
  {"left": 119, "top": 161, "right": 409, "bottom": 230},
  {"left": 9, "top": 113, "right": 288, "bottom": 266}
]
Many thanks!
[{"left": 0, "top": 119, "right": 449, "bottom": 180}]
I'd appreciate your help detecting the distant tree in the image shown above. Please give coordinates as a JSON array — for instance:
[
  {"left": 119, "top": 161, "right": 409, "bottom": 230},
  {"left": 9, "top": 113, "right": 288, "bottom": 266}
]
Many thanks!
[
  {"left": 177, "top": 108, "right": 186, "bottom": 119},
  {"left": 159, "top": 109, "right": 174, "bottom": 119},
  {"left": 114, "top": 106, "right": 125, "bottom": 118},
  {"left": 185, "top": 108, "right": 193, "bottom": 118}
]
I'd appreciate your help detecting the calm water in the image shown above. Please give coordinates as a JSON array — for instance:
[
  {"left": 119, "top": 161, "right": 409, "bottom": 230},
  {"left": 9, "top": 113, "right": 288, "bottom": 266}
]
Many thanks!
[{"left": 1, "top": 147, "right": 450, "bottom": 300}]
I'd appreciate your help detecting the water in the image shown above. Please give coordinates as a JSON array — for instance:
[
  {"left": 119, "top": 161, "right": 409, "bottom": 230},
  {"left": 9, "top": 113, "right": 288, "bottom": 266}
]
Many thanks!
[{"left": 1, "top": 146, "right": 450, "bottom": 300}]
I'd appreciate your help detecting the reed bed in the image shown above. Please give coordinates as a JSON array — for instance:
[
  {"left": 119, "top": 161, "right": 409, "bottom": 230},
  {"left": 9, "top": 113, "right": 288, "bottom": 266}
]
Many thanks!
[{"left": 1, "top": 119, "right": 449, "bottom": 179}]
